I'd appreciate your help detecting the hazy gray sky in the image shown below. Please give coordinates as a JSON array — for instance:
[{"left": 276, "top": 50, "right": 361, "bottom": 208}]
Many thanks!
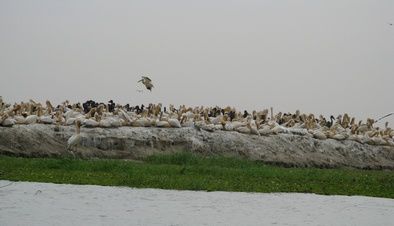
[{"left": 1, "top": 0, "right": 393, "bottom": 123}]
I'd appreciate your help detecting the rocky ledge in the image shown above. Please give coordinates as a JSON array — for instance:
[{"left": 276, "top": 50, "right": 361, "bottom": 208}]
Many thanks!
[{"left": 1, "top": 124, "right": 393, "bottom": 170}]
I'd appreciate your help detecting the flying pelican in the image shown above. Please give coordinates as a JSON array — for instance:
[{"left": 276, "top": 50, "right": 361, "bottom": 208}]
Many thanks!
[{"left": 138, "top": 76, "right": 154, "bottom": 91}]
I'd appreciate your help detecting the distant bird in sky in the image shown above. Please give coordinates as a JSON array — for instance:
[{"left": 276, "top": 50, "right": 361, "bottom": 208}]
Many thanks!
[
  {"left": 138, "top": 76, "right": 154, "bottom": 91},
  {"left": 389, "top": 23, "right": 393, "bottom": 26}
]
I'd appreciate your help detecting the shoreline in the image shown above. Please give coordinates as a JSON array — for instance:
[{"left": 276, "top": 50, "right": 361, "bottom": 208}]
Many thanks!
[
  {"left": 1, "top": 124, "right": 394, "bottom": 169},
  {"left": 1, "top": 180, "right": 393, "bottom": 226}
]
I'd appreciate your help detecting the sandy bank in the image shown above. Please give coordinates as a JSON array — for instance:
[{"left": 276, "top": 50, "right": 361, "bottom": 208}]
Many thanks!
[{"left": 1, "top": 124, "right": 394, "bottom": 169}]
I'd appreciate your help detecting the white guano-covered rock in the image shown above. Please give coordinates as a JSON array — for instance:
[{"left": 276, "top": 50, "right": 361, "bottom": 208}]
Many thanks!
[{"left": 0, "top": 124, "right": 393, "bottom": 169}]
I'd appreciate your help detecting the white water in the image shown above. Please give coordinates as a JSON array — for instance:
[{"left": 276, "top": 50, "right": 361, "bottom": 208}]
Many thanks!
[{"left": 1, "top": 180, "right": 393, "bottom": 226}]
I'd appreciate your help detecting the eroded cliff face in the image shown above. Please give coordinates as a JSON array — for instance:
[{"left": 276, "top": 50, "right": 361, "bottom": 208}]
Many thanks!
[{"left": 1, "top": 124, "right": 394, "bottom": 169}]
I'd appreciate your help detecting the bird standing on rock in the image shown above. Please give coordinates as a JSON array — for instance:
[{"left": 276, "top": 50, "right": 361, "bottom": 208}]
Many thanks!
[
  {"left": 67, "top": 120, "right": 82, "bottom": 155},
  {"left": 138, "top": 76, "right": 154, "bottom": 91}
]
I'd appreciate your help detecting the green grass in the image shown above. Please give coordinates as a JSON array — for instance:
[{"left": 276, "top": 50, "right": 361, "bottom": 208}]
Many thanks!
[{"left": 0, "top": 153, "right": 393, "bottom": 198}]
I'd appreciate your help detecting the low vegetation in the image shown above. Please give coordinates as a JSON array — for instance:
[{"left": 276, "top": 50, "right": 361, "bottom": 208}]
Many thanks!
[{"left": 0, "top": 153, "right": 393, "bottom": 198}]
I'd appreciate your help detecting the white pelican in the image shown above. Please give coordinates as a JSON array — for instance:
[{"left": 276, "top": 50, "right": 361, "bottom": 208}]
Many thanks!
[
  {"left": 180, "top": 115, "right": 194, "bottom": 127},
  {"left": 332, "top": 132, "right": 348, "bottom": 141},
  {"left": 118, "top": 109, "right": 132, "bottom": 124},
  {"left": 371, "top": 136, "right": 386, "bottom": 146},
  {"left": 168, "top": 118, "right": 182, "bottom": 128},
  {"left": 39, "top": 115, "right": 54, "bottom": 124},
  {"left": 271, "top": 124, "right": 289, "bottom": 134},
  {"left": 99, "top": 116, "right": 122, "bottom": 128},
  {"left": 229, "top": 121, "right": 245, "bottom": 130},
  {"left": 258, "top": 125, "right": 273, "bottom": 136},
  {"left": 1, "top": 114, "right": 15, "bottom": 127},
  {"left": 132, "top": 116, "right": 151, "bottom": 127},
  {"left": 67, "top": 120, "right": 82, "bottom": 152},
  {"left": 14, "top": 115, "right": 27, "bottom": 124},
  {"left": 248, "top": 123, "right": 260, "bottom": 136},
  {"left": 312, "top": 130, "right": 327, "bottom": 140},
  {"left": 83, "top": 118, "right": 99, "bottom": 128},
  {"left": 25, "top": 115, "right": 38, "bottom": 124},
  {"left": 236, "top": 126, "right": 251, "bottom": 134},
  {"left": 156, "top": 120, "right": 171, "bottom": 128}
]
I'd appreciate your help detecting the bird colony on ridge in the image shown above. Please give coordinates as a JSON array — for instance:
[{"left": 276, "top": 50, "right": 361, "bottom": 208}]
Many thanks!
[{"left": 0, "top": 96, "right": 394, "bottom": 147}]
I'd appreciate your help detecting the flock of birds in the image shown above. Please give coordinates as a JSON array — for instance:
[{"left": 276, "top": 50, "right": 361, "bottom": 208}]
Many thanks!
[
  {"left": 1, "top": 96, "right": 394, "bottom": 150},
  {"left": 1, "top": 76, "right": 393, "bottom": 151}
]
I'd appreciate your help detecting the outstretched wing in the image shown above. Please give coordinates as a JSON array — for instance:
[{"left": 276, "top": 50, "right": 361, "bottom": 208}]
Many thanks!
[{"left": 142, "top": 76, "right": 152, "bottom": 82}]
